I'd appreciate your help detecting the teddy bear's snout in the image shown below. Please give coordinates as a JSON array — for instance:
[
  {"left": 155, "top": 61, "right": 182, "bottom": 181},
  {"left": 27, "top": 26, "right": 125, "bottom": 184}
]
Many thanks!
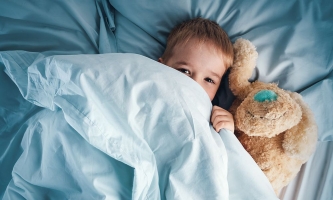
[{"left": 254, "top": 90, "right": 278, "bottom": 102}]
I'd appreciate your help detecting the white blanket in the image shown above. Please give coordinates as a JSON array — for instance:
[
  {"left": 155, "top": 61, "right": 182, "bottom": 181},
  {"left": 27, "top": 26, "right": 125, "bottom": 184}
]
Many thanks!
[{"left": 1, "top": 52, "right": 277, "bottom": 199}]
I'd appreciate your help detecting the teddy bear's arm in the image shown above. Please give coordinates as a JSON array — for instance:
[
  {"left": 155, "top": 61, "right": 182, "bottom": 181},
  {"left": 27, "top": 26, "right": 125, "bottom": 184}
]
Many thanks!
[{"left": 282, "top": 92, "right": 318, "bottom": 162}]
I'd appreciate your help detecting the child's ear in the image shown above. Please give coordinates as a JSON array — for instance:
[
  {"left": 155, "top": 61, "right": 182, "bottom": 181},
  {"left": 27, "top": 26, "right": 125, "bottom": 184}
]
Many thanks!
[{"left": 158, "top": 58, "right": 163, "bottom": 63}]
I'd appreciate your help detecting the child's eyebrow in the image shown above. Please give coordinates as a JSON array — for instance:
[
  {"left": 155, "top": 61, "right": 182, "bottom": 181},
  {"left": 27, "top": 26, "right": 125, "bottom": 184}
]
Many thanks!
[
  {"left": 210, "top": 71, "right": 222, "bottom": 79},
  {"left": 174, "top": 61, "right": 189, "bottom": 66}
]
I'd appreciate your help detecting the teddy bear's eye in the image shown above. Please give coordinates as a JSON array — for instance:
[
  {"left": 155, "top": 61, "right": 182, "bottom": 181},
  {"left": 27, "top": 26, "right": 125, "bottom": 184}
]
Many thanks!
[{"left": 247, "top": 111, "right": 254, "bottom": 117}]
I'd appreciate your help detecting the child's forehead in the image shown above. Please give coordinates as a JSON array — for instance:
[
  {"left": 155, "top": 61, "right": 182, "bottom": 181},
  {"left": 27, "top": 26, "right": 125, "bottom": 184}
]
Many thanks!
[
  {"left": 173, "top": 38, "right": 223, "bottom": 55},
  {"left": 171, "top": 42, "right": 225, "bottom": 70},
  {"left": 171, "top": 39, "right": 227, "bottom": 74}
]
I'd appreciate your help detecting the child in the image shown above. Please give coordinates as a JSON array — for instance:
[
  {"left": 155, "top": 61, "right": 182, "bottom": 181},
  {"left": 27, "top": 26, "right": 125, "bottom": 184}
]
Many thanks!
[{"left": 158, "top": 17, "right": 234, "bottom": 133}]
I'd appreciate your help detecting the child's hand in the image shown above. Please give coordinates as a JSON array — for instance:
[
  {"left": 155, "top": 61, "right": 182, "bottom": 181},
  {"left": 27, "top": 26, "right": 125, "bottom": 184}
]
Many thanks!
[{"left": 210, "top": 105, "right": 234, "bottom": 133}]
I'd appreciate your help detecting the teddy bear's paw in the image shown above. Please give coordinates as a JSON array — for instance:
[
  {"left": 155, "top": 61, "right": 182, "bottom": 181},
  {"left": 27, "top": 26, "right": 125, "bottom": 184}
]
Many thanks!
[
  {"left": 282, "top": 92, "right": 318, "bottom": 162},
  {"left": 282, "top": 125, "right": 317, "bottom": 161}
]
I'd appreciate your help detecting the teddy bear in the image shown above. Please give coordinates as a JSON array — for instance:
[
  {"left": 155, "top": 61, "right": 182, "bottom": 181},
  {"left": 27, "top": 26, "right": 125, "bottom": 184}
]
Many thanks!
[{"left": 228, "top": 38, "right": 318, "bottom": 194}]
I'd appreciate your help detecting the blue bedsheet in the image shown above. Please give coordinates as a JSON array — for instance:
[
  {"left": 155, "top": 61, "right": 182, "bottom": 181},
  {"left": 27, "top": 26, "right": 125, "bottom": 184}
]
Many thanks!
[
  {"left": 0, "top": 0, "right": 332, "bottom": 199},
  {"left": 1, "top": 52, "right": 277, "bottom": 199}
]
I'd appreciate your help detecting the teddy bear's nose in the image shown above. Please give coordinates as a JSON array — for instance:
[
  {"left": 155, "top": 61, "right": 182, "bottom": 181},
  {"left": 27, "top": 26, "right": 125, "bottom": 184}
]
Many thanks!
[{"left": 254, "top": 90, "right": 278, "bottom": 102}]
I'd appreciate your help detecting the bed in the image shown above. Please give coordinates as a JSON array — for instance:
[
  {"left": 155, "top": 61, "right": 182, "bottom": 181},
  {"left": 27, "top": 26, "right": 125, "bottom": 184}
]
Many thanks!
[{"left": 0, "top": 0, "right": 332, "bottom": 199}]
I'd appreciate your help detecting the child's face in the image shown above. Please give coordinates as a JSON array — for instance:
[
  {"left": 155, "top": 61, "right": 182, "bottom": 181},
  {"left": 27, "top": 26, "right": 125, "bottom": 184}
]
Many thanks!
[{"left": 159, "top": 39, "right": 227, "bottom": 101}]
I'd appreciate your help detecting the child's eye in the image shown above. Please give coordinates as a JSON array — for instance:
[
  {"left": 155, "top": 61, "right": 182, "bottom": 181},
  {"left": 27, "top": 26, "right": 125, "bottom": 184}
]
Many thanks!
[
  {"left": 178, "top": 68, "right": 190, "bottom": 75},
  {"left": 205, "top": 78, "right": 215, "bottom": 84}
]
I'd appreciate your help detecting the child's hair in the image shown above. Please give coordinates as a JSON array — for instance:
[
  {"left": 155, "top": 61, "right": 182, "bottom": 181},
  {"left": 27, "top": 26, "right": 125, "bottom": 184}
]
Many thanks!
[{"left": 161, "top": 17, "right": 234, "bottom": 69}]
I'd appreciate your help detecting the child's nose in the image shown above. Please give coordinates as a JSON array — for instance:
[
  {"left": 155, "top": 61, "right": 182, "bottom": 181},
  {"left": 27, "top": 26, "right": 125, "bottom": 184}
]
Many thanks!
[
  {"left": 192, "top": 76, "right": 205, "bottom": 87},
  {"left": 192, "top": 75, "right": 200, "bottom": 84}
]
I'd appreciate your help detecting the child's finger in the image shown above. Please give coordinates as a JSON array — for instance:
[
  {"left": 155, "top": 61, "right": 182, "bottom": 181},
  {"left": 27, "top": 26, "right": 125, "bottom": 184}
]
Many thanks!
[
  {"left": 212, "top": 105, "right": 228, "bottom": 113},
  {"left": 212, "top": 115, "right": 232, "bottom": 128},
  {"left": 211, "top": 105, "right": 231, "bottom": 115},
  {"left": 213, "top": 120, "right": 234, "bottom": 132},
  {"left": 212, "top": 115, "right": 231, "bottom": 127},
  {"left": 211, "top": 106, "right": 232, "bottom": 122},
  {"left": 211, "top": 112, "right": 232, "bottom": 123},
  {"left": 210, "top": 106, "right": 234, "bottom": 132}
]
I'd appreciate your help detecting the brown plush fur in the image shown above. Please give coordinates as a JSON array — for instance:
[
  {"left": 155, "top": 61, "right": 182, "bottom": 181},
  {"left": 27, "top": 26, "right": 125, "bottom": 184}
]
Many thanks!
[{"left": 229, "top": 38, "right": 317, "bottom": 194}]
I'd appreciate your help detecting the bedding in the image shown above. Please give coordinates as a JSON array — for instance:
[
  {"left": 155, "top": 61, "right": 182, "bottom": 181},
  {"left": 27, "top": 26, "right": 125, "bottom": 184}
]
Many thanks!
[
  {"left": 0, "top": 0, "right": 332, "bottom": 199},
  {"left": 1, "top": 52, "right": 277, "bottom": 199}
]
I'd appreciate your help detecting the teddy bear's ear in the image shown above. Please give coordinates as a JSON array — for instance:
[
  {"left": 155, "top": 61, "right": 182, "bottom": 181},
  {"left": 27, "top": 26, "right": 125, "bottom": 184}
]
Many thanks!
[{"left": 229, "top": 38, "right": 258, "bottom": 100}]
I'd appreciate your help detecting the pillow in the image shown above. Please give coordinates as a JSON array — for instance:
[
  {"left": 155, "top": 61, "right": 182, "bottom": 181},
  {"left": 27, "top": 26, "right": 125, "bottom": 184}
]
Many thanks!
[
  {"left": 0, "top": 0, "right": 100, "bottom": 55},
  {"left": 106, "top": 0, "right": 333, "bottom": 140}
]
